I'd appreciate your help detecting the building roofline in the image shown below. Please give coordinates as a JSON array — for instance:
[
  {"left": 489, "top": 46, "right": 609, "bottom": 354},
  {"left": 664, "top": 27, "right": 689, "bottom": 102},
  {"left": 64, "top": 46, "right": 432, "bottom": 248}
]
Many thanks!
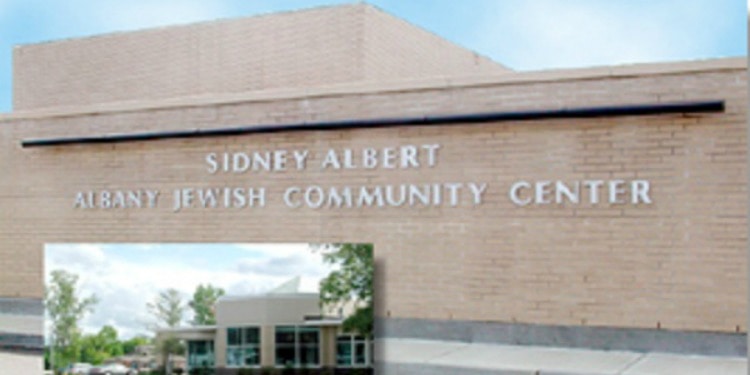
[
  {"left": 157, "top": 326, "right": 217, "bottom": 333},
  {"left": 362, "top": 3, "right": 510, "bottom": 72},
  {"left": 303, "top": 319, "right": 344, "bottom": 327},
  {"left": 218, "top": 292, "right": 320, "bottom": 302},
  {"left": 1, "top": 57, "right": 745, "bottom": 122},
  {"left": 13, "top": 3, "right": 369, "bottom": 50}
]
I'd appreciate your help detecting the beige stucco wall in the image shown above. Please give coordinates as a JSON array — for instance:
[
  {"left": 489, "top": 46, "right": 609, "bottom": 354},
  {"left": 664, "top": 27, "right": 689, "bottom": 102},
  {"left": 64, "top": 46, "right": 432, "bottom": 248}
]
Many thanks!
[
  {"left": 207, "top": 294, "right": 339, "bottom": 367},
  {"left": 0, "top": 58, "right": 746, "bottom": 337},
  {"left": 260, "top": 326, "right": 273, "bottom": 368},
  {"left": 213, "top": 294, "right": 327, "bottom": 367},
  {"left": 214, "top": 327, "right": 227, "bottom": 367},
  {"left": 321, "top": 326, "right": 338, "bottom": 367},
  {"left": 216, "top": 295, "right": 321, "bottom": 326}
]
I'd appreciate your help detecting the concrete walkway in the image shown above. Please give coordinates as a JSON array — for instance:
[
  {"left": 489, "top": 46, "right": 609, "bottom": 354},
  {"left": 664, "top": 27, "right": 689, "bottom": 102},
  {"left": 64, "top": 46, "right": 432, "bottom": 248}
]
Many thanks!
[
  {"left": 0, "top": 352, "right": 43, "bottom": 374},
  {"left": 377, "top": 338, "right": 748, "bottom": 375}
]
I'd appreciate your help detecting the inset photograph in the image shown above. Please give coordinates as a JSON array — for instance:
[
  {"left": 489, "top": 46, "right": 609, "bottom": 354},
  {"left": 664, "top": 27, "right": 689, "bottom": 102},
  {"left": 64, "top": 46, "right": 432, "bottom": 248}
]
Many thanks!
[{"left": 44, "top": 243, "right": 373, "bottom": 375}]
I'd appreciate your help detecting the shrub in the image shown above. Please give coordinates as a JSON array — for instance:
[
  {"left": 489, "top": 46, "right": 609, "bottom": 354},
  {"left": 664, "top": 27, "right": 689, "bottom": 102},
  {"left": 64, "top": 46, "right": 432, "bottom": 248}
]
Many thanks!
[{"left": 189, "top": 367, "right": 214, "bottom": 375}]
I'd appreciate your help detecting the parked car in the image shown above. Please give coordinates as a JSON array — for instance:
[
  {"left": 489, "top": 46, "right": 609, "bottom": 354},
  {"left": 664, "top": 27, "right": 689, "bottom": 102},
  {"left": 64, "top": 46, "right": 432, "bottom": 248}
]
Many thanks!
[
  {"left": 89, "top": 363, "right": 138, "bottom": 375},
  {"left": 62, "top": 363, "right": 93, "bottom": 375}
]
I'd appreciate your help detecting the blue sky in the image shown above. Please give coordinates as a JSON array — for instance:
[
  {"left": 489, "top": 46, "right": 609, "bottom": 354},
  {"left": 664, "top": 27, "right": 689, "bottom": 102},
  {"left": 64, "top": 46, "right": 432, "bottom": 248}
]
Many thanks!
[
  {"left": 45, "top": 243, "right": 333, "bottom": 339},
  {"left": 0, "top": 0, "right": 746, "bottom": 113}
]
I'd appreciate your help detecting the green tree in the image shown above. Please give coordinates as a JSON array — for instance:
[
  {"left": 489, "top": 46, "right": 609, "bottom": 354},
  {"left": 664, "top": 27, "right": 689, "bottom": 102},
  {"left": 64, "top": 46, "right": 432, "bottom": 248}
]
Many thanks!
[
  {"left": 147, "top": 288, "right": 186, "bottom": 367},
  {"left": 79, "top": 335, "right": 107, "bottom": 365},
  {"left": 122, "top": 335, "right": 151, "bottom": 355},
  {"left": 97, "top": 325, "right": 124, "bottom": 356},
  {"left": 147, "top": 288, "right": 185, "bottom": 328},
  {"left": 317, "top": 243, "right": 374, "bottom": 336},
  {"left": 80, "top": 325, "right": 125, "bottom": 364},
  {"left": 45, "top": 269, "right": 98, "bottom": 371},
  {"left": 189, "top": 284, "right": 225, "bottom": 326}
]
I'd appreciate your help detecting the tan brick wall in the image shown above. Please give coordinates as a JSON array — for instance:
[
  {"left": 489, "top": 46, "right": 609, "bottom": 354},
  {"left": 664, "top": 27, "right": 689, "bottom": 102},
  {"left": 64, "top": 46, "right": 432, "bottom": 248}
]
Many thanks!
[
  {"left": 0, "top": 59, "right": 745, "bottom": 335},
  {"left": 362, "top": 4, "right": 505, "bottom": 81},
  {"left": 12, "top": 4, "right": 508, "bottom": 112}
]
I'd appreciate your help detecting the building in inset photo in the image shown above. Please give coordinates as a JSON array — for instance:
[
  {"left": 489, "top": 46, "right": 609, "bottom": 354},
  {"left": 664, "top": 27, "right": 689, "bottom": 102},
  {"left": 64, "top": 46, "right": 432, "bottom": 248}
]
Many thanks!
[
  {"left": 161, "top": 276, "right": 372, "bottom": 371},
  {"left": 43, "top": 243, "right": 373, "bottom": 374}
]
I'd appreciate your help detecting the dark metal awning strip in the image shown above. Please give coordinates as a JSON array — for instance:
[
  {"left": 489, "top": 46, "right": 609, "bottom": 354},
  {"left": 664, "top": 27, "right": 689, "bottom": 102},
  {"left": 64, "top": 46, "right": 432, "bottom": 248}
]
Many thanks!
[{"left": 20, "top": 100, "right": 724, "bottom": 148}]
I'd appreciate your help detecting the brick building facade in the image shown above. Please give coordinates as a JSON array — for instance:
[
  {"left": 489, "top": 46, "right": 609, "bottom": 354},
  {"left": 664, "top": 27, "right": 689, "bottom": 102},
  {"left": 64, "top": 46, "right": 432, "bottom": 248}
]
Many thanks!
[{"left": 0, "top": 4, "right": 746, "bottom": 372}]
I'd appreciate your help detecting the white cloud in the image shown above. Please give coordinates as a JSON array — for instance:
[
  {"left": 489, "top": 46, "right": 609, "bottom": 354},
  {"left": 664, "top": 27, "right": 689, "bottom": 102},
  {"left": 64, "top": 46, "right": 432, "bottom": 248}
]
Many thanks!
[
  {"left": 92, "top": 0, "right": 231, "bottom": 30},
  {"left": 45, "top": 243, "right": 333, "bottom": 339},
  {"left": 472, "top": 0, "right": 743, "bottom": 70},
  {"left": 20, "top": 0, "right": 247, "bottom": 40},
  {"left": 84, "top": 0, "right": 235, "bottom": 32},
  {"left": 46, "top": 244, "right": 107, "bottom": 271},
  {"left": 236, "top": 254, "right": 328, "bottom": 277}
]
